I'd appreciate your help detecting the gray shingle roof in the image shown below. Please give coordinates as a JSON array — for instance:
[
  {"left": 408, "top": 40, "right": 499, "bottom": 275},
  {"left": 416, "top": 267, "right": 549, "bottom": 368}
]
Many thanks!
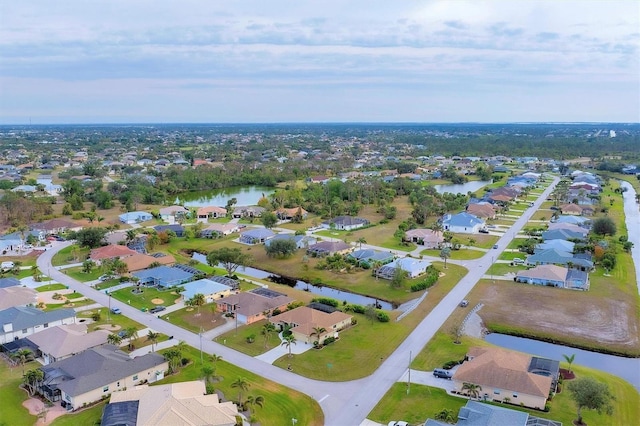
[{"left": 0, "top": 306, "right": 75, "bottom": 331}]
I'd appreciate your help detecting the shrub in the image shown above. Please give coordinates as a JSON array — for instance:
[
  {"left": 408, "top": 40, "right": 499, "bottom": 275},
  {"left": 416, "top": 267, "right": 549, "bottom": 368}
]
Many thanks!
[
  {"left": 323, "top": 336, "right": 336, "bottom": 345},
  {"left": 91, "top": 311, "right": 101, "bottom": 321},
  {"left": 181, "top": 357, "right": 190, "bottom": 366},
  {"left": 376, "top": 311, "right": 390, "bottom": 322},
  {"left": 349, "top": 304, "right": 366, "bottom": 314},
  {"left": 351, "top": 318, "right": 358, "bottom": 325},
  {"left": 311, "top": 297, "right": 339, "bottom": 307},
  {"left": 410, "top": 265, "right": 440, "bottom": 292},
  {"left": 246, "top": 334, "right": 256, "bottom": 343}
]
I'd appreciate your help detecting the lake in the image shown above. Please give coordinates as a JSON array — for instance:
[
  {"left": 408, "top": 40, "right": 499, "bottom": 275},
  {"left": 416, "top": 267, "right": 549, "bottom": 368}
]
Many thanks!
[
  {"left": 174, "top": 186, "right": 275, "bottom": 207},
  {"left": 485, "top": 333, "right": 640, "bottom": 390},
  {"left": 434, "top": 180, "right": 491, "bottom": 195}
]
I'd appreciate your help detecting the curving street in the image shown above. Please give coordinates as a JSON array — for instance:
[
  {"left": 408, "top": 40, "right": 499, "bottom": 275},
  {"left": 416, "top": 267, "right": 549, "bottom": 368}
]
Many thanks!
[{"left": 37, "top": 177, "right": 559, "bottom": 425}]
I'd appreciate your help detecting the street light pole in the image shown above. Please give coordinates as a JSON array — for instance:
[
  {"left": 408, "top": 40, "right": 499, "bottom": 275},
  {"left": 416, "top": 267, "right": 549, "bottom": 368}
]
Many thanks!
[
  {"left": 235, "top": 304, "right": 240, "bottom": 336},
  {"left": 407, "top": 350, "right": 412, "bottom": 395},
  {"left": 199, "top": 327, "right": 203, "bottom": 365},
  {"left": 491, "top": 256, "right": 494, "bottom": 282},
  {"left": 107, "top": 292, "right": 111, "bottom": 322}
]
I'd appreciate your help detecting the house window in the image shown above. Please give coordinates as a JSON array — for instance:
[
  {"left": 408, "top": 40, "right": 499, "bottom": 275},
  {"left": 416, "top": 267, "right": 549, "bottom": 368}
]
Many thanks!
[
  {"left": 22, "top": 329, "right": 28, "bottom": 333},
  {"left": 103, "top": 386, "right": 109, "bottom": 392},
  {"left": 44, "top": 323, "right": 49, "bottom": 328},
  {"left": 133, "top": 375, "right": 138, "bottom": 381},
  {"left": 65, "top": 394, "right": 71, "bottom": 402}
]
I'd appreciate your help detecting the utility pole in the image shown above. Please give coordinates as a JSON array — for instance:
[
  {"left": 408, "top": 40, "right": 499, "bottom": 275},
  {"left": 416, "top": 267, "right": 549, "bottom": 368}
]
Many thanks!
[
  {"left": 199, "top": 327, "right": 203, "bottom": 364},
  {"left": 235, "top": 304, "right": 240, "bottom": 336},
  {"left": 407, "top": 350, "right": 412, "bottom": 394}
]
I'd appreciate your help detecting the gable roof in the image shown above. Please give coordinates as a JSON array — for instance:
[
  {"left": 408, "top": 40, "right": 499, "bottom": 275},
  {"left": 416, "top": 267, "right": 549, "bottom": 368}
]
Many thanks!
[
  {"left": 240, "top": 228, "right": 275, "bottom": 239},
  {"left": 181, "top": 279, "right": 232, "bottom": 300},
  {"left": 217, "top": 291, "right": 293, "bottom": 317},
  {"left": 0, "top": 306, "right": 75, "bottom": 331},
  {"left": 26, "top": 324, "right": 110, "bottom": 358},
  {"left": 307, "top": 240, "right": 351, "bottom": 253},
  {"left": 516, "top": 264, "right": 567, "bottom": 282},
  {"left": 466, "top": 203, "right": 497, "bottom": 219},
  {"left": 443, "top": 212, "right": 484, "bottom": 227},
  {"left": 270, "top": 306, "right": 352, "bottom": 336},
  {"left": 454, "top": 347, "right": 552, "bottom": 398},
  {"left": 0, "top": 277, "right": 21, "bottom": 289},
  {"left": 108, "top": 381, "right": 237, "bottom": 426},
  {"left": 122, "top": 253, "right": 176, "bottom": 273},
  {"left": 196, "top": 206, "right": 227, "bottom": 216},
  {"left": 132, "top": 266, "right": 193, "bottom": 283},
  {"left": 404, "top": 229, "right": 444, "bottom": 242},
  {"left": 42, "top": 345, "right": 166, "bottom": 397}
]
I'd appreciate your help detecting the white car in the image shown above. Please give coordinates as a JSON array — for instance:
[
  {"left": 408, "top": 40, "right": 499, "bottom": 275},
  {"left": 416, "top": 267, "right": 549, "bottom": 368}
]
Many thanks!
[{"left": 388, "top": 422, "right": 409, "bottom": 426}]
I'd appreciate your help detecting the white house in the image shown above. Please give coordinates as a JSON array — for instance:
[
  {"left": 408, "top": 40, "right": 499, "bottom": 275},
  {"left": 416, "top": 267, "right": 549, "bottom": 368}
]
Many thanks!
[{"left": 442, "top": 212, "right": 485, "bottom": 234}]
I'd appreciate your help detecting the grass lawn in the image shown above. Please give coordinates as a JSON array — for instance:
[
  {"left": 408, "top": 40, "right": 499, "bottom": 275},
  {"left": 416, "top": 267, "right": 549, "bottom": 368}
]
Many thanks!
[
  {"left": 421, "top": 248, "right": 485, "bottom": 260},
  {"left": 63, "top": 266, "right": 103, "bottom": 282},
  {"left": 94, "top": 279, "right": 124, "bottom": 291},
  {"left": 498, "top": 251, "right": 527, "bottom": 261},
  {"left": 51, "top": 245, "right": 89, "bottom": 266},
  {"left": 216, "top": 319, "right": 284, "bottom": 357},
  {"left": 0, "top": 360, "right": 38, "bottom": 426},
  {"left": 44, "top": 298, "right": 95, "bottom": 311},
  {"left": 486, "top": 263, "right": 526, "bottom": 276},
  {"left": 35, "top": 283, "right": 68, "bottom": 292},
  {"left": 457, "top": 233, "right": 499, "bottom": 249},
  {"left": 77, "top": 308, "right": 145, "bottom": 332},
  {"left": 165, "top": 305, "right": 227, "bottom": 334},
  {"left": 235, "top": 262, "right": 468, "bottom": 381},
  {"left": 49, "top": 403, "right": 105, "bottom": 426},
  {"left": 110, "top": 286, "right": 182, "bottom": 311},
  {"left": 157, "top": 346, "right": 324, "bottom": 426}
]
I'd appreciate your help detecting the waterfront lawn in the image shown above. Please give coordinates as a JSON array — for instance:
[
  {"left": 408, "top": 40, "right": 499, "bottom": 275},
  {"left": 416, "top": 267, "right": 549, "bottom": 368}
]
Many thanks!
[
  {"left": 110, "top": 286, "right": 182, "bottom": 311},
  {"left": 157, "top": 346, "right": 324, "bottom": 426},
  {"left": 0, "top": 359, "right": 38, "bottom": 426}
]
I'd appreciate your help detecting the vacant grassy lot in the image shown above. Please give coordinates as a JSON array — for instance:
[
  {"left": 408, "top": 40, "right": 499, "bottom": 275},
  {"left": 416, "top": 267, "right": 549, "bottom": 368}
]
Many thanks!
[
  {"left": 51, "top": 245, "right": 89, "bottom": 266},
  {"left": 77, "top": 307, "right": 145, "bottom": 332},
  {"left": 486, "top": 263, "right": 526, "bottom": 277},
  {"left": 165, "top": 305, "right": 227, "bottom": 333},
  {"left": 64, "top": 266, "right": 103, "bottom": 282},
  {"left": 35, "top": 283, "right": 68, "bottom": 292},
  {"left": 422, "top": 248, "right": 484, "bottom": 260},
  {"left": 110, "top": 286, "right": 182, "bottom": 311}
]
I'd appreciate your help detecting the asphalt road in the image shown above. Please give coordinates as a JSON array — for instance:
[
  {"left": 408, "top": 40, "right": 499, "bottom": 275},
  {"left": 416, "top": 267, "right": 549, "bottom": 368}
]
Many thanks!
[{"left": 37, "top": 176, "right": 559, "bottom": 425}]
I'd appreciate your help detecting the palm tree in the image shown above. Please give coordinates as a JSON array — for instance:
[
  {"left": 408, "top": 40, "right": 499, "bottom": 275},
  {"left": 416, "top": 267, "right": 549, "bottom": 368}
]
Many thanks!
[
  {"left": 163, "top": 348, "right": 182, "bottom": 374},
  {"left": 439, "top": 247, "right": 451, "bottom": 269},
  {"left": 357, "top": 237, "right": 367, "bottom": 249},
  {"left": 107, "top": 333, "right": 123, "bottom": 346},
  {"left": 311, "top": 326, "right": 326, "bottom": 346},
  {"left": 281, "top": 334, "right": 297, "bottom": 358},
  {"left": 23, "top": 368, "right": 44, "bottom": 396},
  {"left": 190, "top": 293, "right": 206, "bottom": 316},
  {"left": 563, "top": 353, "right": 576, "bottom": 374},
  {"left": 434, "top": 408, "right": 455, "bottom": 424},
  {"left": 125, "top": 327, "right": 138, "bottom": 350},
  {"left": 245, "top": 395, "right": 265, "bottom": 414},
  {"left": 201, "top": 364, "right": 216, "bottom": 384},
  {"left": 209, "top": 353, "right": 223, "bottom": 364},
  {"left": 261, "top": 323, "right": 276, "bottom": 349},
  {"left": 12, "top": 349, "right": 33, "bottom": 375},
  {"left": 462, "top": 382, "right": 483, "bottom": 399},
  {"left": 231, "top": 377, "right": 250, "bottom": 405},
  {"left": 146, "top": 330, "right": 160, "bottom": 352},
  {"left": 371, "top": 260, "right": 382, "bottom": 281}
]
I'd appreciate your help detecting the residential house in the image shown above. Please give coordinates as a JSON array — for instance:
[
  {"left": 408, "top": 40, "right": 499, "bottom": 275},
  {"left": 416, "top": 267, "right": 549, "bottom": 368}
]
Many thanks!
[
  {"left": 159, "top": 206, "right": 190, "bottom": 222},
  {"left": 0, "top": 306, "right": 76, "bottom": 344},
  {"left": 132, "top": 266, "right": 194, "bottom": 288},
  {"left": 103, "top": 381, "right": 238, "bottom": 426},
  {"left": 200, "top": 223, "right": 240, "bottom": 238},
  {"left": 153, "top": 224, "right": 185, "bottom": 237},
  {"left": 322, "top": 216, "right": 369, "bottom": 231},
  {"left": 376, "top": 257, "right": 431, "bottom": 279},
  {"left": 264, "top": 234, "right": 317, "bottom": 250},
  {"left": 31, "top": 218, "right": 81, "bottom": 235},
  {"left": 269, "top": 306, "right": 353, "bottom": 344},
  {"left": 26, "top": 324, "right": 110, "bottom": 365},
  {"left": 215, "top": 288, "right": 293, "bottom": 325},
  {"left": 306, "top": 241, "right": 352, "bottom": 257},
  {"left": 0, "top": 277, "right": 21, "bottom": 289},
  {"left": 239, "top": 228, "right": 275, "bottom": 245},
  {"left": 442, "top": 212, "right": 485, "bottom": 234},
  {"left": 196, "top": 206, "right": 227, "bottom": 219},
  {"left": 181, "top": 278, "right": 234, "bottom": 303},
  {"left": 515, "top": 265, "right": 589, "bottom": 290},
  {"left": 466, "top": 203, "right": 498, "bottom": 220},
  {"left": 89, "top": 244, "right": 138, "bottom": 265},
  {"left": 554, "top": 215, "right": 590, "bottom": 226},
  {"left": 232, "top": 206, "right": 265, "bottom": 218},
  {"left": 275, "top": 207, "right": 308, "bottom": 220},
  {"left": 404, "top": 229, "right": 444, "bottom": 248},
  {"left": 348, "top": 249, "right": 394, "bottom": 267},
  {"left": 547, "top": 222, "right": 589, "bottom": 237},
  {"left": 559, "top": 203, "right": 584, "bottom": 215},
  {"left": 425, "top": 400, "right": 562, "bottom": 426},
  {"left": 39, "top": 345, "right": 167, "bottom": 410},
  {"left": 122, "top": 253, "right": 176, "bottom": 273},
  {"left": 541, "top": 229, "right": 586, "bottom": 241},
  {"left": 118, "top": 211, "right": 153, "bottom": 224},
  {"left": 0, "top": 286, "right": 37, "bottom": 310},
  {"left": 526, "top": 249, "right": 593, "bottom": 271},
  {"left": 536, "top": 239, "right": 575, "bottom": 253},
  {"left": 453, "top": 347, "right": 558, "bottom": 410}
]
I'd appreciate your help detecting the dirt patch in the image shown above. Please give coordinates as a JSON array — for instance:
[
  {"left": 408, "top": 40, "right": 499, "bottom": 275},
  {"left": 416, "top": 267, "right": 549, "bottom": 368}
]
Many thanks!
[
  {"left": 476, "top": 280, "right": 639, "bottom": 355},
  {"left": 179, "top": 311, "right": 226, "bottom": 331},
  {"left": 96, "top": 324, "right": 121, "bottom": 331},
  {"left": 151, "top": 298, "right": 164, "bottom": 305},
  {"left": 23, "top": 397, "right": 68, "bottom": 425}
]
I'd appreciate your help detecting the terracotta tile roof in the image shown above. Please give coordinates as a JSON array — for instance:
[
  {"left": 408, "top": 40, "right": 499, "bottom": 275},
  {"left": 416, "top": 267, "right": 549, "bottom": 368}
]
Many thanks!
[
  {"left": 122, "top": 253, "right": 176, "bottom": 272},
  {"left": 454, "top": 347, "right": 551, "bottom": 398},
  {"left": 269, "top": 306, "right": 352, "bottom": 337},
  {"left": 90, "top": 244, "right": 138, "bottom": 261},
  {"left": 197, "top": 206, "right": 227, "bottom": 216}
]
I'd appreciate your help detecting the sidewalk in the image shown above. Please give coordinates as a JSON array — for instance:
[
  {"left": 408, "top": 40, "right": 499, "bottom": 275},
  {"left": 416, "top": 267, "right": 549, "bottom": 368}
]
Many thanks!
[{"left": 254, "top": 332, "right": 314, "bottom": 364}]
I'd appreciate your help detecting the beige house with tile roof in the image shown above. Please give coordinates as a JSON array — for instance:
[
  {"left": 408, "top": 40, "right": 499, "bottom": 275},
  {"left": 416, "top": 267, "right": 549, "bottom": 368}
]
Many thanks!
[
  {"left": 269, "top": 306, "right": 353, "bottom": 344},
  {"left": 404, "top": 229, "right": 444, "bottom": 248},
  {"left": 453, "top": 347, "right": 555, "bottom": 410},
  {"left": 196, "top": 206, "right": 227, "bottom": 219},
  {"left": 122, "top": 253, "right": 176, "bottom": 273},
  {"left": 106, "top": 381, "right": 237, "bottom": 426},
  {"left": 216, "top": 290, "right": 293, "bottom": 325},
  {"left": 89, "top": 244, "right": 138, "bottom": 264},
  {"left": 0, "top": 286, "right": 37, "bottom": 310}
]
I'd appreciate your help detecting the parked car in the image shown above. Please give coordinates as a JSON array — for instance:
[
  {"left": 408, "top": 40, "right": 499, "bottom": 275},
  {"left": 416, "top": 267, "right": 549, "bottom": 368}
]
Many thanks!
[
  {"left": 99, "top": 274, "right": 114, "bottom": 282},
  {"left": 459, "top": 299, "right": 469, "bottom": 307},
  {"left": 388, "top": 421, "right": 409, "bottom": 426},
  {"left": 479, "top": 228, "right": 489, "bottom": 234},
  {"left": 513, "top": 258, "right": 525, "bottom": 265},
  {"left": 433, "top": 368, "right": 453, "bottom": 379},
  {"left": 493, "top": 244, "right": 499, "bottom": 249},
  {"left": 150, "top": 306, "right": 166, "bottom": 314},
  {"left": 110, "top": 307, "right": 122, "bottom": 314}
]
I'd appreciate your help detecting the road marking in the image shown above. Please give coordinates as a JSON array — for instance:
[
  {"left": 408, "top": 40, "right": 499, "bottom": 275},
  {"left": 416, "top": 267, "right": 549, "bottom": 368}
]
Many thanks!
[{"left": 318, "top": 394, "right": 329, "bottom": 403}]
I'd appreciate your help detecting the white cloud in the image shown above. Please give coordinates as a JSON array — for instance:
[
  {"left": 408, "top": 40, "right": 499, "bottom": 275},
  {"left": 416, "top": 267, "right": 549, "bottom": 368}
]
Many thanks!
[{"left": 0, "top": 0, "right": 638, "bottom": 123}]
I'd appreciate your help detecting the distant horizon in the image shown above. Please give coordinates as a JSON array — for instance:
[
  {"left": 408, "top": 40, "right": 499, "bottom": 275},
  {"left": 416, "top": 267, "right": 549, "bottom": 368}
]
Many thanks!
[{"left": 1, "top": 120, "right": 638, "bottom": 127}]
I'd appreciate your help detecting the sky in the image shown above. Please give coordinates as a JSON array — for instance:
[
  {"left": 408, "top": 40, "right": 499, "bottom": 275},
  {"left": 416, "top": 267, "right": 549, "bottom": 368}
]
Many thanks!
[{"left": 0, "top": 1, "right": 638, "bottom": 124}]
